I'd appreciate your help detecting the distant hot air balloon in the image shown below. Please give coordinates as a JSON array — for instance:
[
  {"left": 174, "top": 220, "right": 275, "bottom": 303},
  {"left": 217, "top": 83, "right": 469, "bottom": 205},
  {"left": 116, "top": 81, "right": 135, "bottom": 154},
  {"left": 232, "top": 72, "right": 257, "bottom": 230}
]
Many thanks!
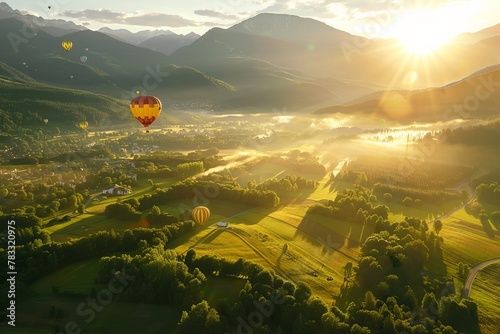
[
  {"left": 78, "top": 121, "right": 88, "bottom": 130},
  {"left": 129, "top": 96, "right": 162, "bottom": 131},
  {"left": 192, "top": 206, "right": 210, "bottom": 226},
  {"left": 80, "top": 56, "right": 87, "bottom": 63},
  {"left": 43, "top": 119, "right": 48, "bottom": 125},
  {"left": 48, "top": 6, "right": 51, "bottom": 9},
  {"left": 61, "top": 41, "right": 72, "bottom": 52}
]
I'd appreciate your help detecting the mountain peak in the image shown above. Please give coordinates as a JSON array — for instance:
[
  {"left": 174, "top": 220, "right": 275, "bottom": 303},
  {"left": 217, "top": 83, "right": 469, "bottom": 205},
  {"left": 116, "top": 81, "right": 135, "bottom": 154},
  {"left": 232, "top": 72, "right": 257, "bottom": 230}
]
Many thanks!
[
  {"left": 0, "top": 2, "right": 13, "bottom": 11},
  {"left": 228, "top": 12, "right": 355, "bottom": 43},
  {"left": 186, "top": 32, "right": 200, "bottom": 38}
]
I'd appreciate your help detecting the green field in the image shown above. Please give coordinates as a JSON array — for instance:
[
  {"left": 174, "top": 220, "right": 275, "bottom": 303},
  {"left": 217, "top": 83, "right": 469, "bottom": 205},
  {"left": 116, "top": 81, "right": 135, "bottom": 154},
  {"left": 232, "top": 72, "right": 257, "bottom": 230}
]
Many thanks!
[
  {"left": 387, "top": 199, "right": 462, "bottom": 222},
  {"left": 35, "top": 165, "right": 500, "bottom": 333},
  {"left": 5, "top": 294, "right": 182, "bottom": 334},
  {"left": 232, "top": 161, "right": 326, "bottom": 188},
  {"left": 438, "top": 206, "right": 500, "bottom": 334},
  {"left": 469, "top": 265, "right": 500, "bottom": 334},
  {"left": 172, "top": 199, "right": 364, "bottom": 303},
  {"left": 31, "top": 258, "right": 101, "bottom": 295}
]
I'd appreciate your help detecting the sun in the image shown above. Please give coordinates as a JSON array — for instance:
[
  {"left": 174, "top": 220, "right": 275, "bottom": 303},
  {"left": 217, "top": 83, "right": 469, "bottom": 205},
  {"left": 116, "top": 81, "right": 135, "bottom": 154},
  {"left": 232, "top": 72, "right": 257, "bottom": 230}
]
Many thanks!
[{"left": 393, "top": 8, "right": 464, "bottom": 55}]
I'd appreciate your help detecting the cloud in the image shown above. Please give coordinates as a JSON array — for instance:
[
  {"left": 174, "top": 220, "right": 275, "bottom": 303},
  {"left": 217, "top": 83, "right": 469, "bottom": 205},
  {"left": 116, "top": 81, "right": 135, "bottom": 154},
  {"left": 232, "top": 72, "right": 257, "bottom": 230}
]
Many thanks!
[
  {"left": 60, "top": 9, "right": 199, "bottom": 28},
  {"left": 124, "top": 13, "right": 198, "bottom": 27},
  {"left": 20, "top": 9, "right": 40, "bottom": 16},
  {"left": 62, "top": 9, "right": 123, "bottom": 22},
  {"left": 194, "top": 9, "right": 239, "bottom": 20}
]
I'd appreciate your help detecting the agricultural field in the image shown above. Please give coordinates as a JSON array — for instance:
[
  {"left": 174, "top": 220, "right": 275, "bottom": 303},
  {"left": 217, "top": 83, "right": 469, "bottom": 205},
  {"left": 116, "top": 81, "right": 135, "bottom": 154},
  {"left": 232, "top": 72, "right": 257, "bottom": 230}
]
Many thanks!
[
  {"left": 437, "top": 206, "right": 500, "bottom": 334},
  {"left": 2, "top": 117, "right": 500, "bottom": 334}
]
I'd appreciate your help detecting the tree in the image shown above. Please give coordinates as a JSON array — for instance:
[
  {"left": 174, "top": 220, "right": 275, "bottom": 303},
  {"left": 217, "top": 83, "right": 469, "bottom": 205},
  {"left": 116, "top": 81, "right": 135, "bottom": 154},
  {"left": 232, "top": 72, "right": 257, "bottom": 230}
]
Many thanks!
[
  {"left": 306, "top": 297, "right": 329, "bottom": 321},
  {"left": 382, "top": 315, "right": 397, "bottom": 334},
  {"left": 178, "top": 300, "right": 223, "bottom": 334},
  {"left": 343, "top": 262, "right": 353, "bottom": 284},
  {"left": 102, "top": 176, "right": 113, "bottom": 188},
  {"left": 68, "top": 194, "right": 78, "bottom": 208},
  {"left": 294, "top": 281, "right": 312, "bottom": 304},
  {"left": 282, "top": 243, "right": 289, "bottom": 255},
  {"left": 361, "top": 291, "right": 377, "bottom": 310},
  {"left": 350, "top": 324, "right": 370, "bottom": 334},
  {"left": 77, "top": 204, "right": 85, "bottom": 214},
  {"left": 49, "top": 200, "right": 60, "bottom": 213},
  {"left": 402, "top": 196, "right": 413, "bottom": 206},
  {"left": 434, "top": 220, "right": 443, "bottom": 235},
  {"left": 151, "top": 205, "right": 161, "bottom": 217}
]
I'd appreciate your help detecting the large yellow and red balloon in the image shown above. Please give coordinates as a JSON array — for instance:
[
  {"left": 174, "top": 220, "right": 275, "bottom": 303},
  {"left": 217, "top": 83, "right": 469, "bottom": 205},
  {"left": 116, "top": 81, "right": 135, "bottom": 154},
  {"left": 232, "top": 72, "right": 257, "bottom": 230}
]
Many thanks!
[
  {"left": 192, "top": 206, "right": 210, "bottom": 226},
  {"left": 61, "top": 41, "right": 73, "bottom": 52},
  {"left": 129, "top": 95, "right": 162, "bottom": 129}
]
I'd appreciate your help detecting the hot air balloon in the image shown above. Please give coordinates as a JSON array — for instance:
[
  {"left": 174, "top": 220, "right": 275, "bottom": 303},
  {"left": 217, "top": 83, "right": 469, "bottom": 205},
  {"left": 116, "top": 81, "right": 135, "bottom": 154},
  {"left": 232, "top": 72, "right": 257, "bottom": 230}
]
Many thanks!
[
  {"left": 80, "top": 56, "right": 87, "bottom": 63},
  {"left": 192, "top": 206, "right": 210, "bottom": 226},
  {"left": 61, "top": 41, "right": 72, "bottom": 52},
  {"left": 129, "top": 96, "right": 162, "bottom": 131},
  {"left": 78, "top": 121, "right": 88, "bottom": 130}
]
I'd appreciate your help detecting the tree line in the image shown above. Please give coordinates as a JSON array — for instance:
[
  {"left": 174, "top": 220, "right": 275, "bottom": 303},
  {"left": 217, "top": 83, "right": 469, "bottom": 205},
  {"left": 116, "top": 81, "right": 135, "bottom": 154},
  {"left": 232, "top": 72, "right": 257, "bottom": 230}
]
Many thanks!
[
  {"left": 372, "top": 183, "right": 462, "bottom": 205},
  {"left": 136, "top": 175, "right": 280, "bottom": 212},
  {"left": 307, "top": 186, "right": 389, "bottom": 224}
]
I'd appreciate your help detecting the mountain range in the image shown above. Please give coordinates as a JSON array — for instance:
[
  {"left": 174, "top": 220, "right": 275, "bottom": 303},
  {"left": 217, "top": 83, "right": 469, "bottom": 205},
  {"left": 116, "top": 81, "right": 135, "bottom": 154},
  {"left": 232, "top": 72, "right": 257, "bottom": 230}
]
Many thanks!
[
  {"left": 314, "top": 66, "right": 500, "bottom": 124},
  {"left": 0, "top": 2, "right": 499, "bottom": 119}
]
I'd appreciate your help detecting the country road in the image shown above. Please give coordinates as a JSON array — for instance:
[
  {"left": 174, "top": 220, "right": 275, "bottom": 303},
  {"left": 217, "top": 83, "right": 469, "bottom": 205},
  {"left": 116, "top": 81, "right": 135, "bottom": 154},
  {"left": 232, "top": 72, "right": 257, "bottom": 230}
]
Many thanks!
[
  {"left": 463, "top": 258, "right": 500, "bottom": 298},
  {"left": 428, "top": 187, "right": 476, "bottom": 228},
  {"left": 428, "top": 167, "right": 490, "bottom": 227}
]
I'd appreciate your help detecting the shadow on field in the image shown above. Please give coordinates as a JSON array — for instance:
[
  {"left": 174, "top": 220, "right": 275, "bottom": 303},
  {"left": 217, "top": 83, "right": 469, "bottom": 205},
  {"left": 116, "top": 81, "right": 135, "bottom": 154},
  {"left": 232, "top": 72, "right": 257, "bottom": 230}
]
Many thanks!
[
  {"left": 490, "top": 219, "right": 500, "bottom": 233},
  {"left": 296, "top": 212, "right": 374, "bottom": 252},
  {"left": 235, "top": 208, "right": 280, "bottom": 225},
  {"left": 481, "top": 218, "right": 496, "bottom": 239},
  {"left": 201, "top": 228, "right": 224, "bottom": 244},
  {"left": 295, "top": 213, "right": 347, "bottom": 254},
  {"left": 327, "top": 179, "right": 351, "bottom": 194},
  {"left": 188, "top": 229, "right": 222, "bottom": 248}
]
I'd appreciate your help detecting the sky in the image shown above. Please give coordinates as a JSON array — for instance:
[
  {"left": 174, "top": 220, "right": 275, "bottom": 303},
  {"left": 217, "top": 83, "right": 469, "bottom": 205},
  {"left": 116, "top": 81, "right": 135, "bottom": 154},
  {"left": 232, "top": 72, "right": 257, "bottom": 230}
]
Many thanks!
[{"left": 4, "top": 0, "right": 500, "bottom": 37}]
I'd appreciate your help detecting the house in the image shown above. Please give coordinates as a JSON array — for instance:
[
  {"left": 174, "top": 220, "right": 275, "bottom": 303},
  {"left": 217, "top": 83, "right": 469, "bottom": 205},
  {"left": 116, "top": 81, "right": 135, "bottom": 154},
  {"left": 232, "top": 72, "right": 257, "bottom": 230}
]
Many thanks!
[
  {"left": 217, "top": 222, "right": 230, "bottom": 228},
  {"left": 102, "top": 185, "right": 132, "bottom": 196}
]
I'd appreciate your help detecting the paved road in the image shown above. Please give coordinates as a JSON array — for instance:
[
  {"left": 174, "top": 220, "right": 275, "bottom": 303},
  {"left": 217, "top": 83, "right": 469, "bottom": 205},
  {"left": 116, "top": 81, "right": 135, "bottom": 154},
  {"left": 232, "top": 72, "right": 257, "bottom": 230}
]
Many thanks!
[{"left": 463, "top": 258, "right": 500, "bottom": 298}]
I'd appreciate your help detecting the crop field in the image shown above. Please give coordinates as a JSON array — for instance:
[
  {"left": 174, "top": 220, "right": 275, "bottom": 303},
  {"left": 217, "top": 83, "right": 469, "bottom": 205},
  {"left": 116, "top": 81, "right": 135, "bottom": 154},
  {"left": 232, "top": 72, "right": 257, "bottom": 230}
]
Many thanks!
[{"left": 436, "top": 206, "right": 500, "bottom": 334}]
